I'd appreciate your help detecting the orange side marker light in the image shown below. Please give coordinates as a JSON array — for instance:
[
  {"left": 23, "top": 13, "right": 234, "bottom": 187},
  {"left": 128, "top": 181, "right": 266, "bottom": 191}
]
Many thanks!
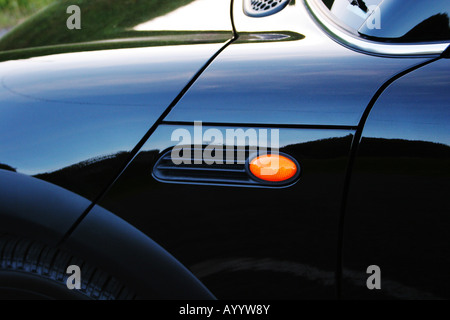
[{"left": 249, "top": 154, "right": 299, "bottom": 183}]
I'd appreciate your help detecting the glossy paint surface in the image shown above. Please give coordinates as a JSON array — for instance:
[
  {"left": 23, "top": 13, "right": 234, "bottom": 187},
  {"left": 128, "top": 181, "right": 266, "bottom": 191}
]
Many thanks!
[
  {"left": 0, "top": 0, "right": 233, "bottom": 200},
  {"left": 0, "top": 0, "right": 448, "bottom": 300},
  {"left": 0, "top": 169, "right": 90, "bottom": 245},
  {"left": 343, "top": 58, "right": 450, "bottom": 299},
  {"left": 98, "top": 125, "right": 355, "bottom": 299},
  {"left": 165, "top": 0, "right": 429, "bottom": 126}
]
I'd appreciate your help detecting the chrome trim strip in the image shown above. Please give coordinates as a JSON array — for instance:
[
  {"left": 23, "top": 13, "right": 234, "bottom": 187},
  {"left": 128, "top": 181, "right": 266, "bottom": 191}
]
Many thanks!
[{"left": 304, "top": 0, "right": 449, "bottom": 57}]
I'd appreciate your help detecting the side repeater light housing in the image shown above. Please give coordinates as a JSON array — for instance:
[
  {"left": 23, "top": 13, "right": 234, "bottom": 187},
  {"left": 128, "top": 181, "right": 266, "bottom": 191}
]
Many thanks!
[
  {"left": 247, "top": 153, "right": 300, "bottom": 185},
  {"left": 153, "top": 148, "right": 300, "bottom": 188}
]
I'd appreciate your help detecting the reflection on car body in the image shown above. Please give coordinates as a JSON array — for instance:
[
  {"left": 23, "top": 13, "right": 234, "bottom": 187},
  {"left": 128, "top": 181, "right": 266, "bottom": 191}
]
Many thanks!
[{"left": 0, "top": 0, "right": 448, "bottom": 300}]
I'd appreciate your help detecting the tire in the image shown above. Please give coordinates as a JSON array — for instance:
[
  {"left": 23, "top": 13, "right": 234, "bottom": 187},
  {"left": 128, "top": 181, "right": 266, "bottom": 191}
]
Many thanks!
[{"left": 0, "top": 234, "right": 135, "bottom": 300}]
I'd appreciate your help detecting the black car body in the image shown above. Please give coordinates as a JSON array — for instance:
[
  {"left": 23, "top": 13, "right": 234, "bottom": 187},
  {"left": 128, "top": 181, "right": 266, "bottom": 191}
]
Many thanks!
[{"left": 0, "top": 0, "right": 449, "bottom": 299}]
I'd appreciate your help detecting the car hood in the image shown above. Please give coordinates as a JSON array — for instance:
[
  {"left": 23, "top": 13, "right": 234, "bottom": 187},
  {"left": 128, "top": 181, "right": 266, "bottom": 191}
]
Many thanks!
[
  {"left": 0, "top": 0, "right": 232, "bottom": 57},
  {"left": 0, "top": 43, "right": 230, "bottom": 199},
  {"left": 0, "top": 0, "right": 234, "bottom": 200}
]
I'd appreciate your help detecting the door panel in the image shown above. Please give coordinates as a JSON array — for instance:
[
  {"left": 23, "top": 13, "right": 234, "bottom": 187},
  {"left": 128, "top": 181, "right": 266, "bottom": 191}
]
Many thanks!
[{"left": 343, "top": 58, "right": 450, "bottom": 299}]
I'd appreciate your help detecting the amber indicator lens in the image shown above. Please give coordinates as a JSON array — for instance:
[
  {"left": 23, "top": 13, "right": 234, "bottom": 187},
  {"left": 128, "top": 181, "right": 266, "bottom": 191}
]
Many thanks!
[{"left": 249, "top": 154, "right": 298, "bottom": 183}]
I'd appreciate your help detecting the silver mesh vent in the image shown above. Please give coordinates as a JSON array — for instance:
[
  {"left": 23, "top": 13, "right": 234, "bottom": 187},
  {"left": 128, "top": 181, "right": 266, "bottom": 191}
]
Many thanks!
[{"left": 243, "top": 0, "right": 291, "bottom": 17}]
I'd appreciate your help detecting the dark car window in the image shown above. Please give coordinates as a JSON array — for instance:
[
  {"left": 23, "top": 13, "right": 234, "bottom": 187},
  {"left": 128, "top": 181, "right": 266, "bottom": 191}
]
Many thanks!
[
  {"left": 321, "top": 0, "right": 383, "bottom": 31},
  {"left": 321, "top": 0, "right": 450, "bottom": 43},
  {"left": 359, "top": 0, "right": 450, "bottom": 42}
]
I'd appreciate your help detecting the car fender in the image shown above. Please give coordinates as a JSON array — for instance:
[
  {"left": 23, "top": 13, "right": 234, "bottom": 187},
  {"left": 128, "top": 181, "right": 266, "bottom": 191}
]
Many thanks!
[{"left": 0, "top": 169, "right": 214, "bottom": 299}]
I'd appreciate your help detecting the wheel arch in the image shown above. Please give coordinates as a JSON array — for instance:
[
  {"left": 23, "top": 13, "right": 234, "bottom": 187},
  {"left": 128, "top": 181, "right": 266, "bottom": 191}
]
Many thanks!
[{"left": 0, "top": 169, "right": 214, "bottom": 299}]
